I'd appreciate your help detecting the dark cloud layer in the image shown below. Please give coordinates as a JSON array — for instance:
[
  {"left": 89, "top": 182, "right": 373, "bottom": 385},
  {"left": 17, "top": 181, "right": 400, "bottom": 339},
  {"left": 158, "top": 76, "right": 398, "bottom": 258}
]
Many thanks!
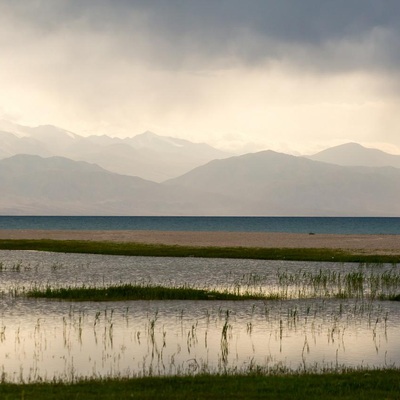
[
  {"left": 1, "top": 0, "right": 399, "bottom": 151},
  {"left": 6, "top": 1, "right": 400, "bottom": 39},
  {"left": 2, "top": 0, "right": 400, "bottom": 71}
]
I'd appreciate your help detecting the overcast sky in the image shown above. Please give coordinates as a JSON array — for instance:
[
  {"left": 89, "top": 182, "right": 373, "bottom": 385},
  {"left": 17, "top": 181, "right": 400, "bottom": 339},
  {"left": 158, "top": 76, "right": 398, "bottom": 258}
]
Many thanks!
[{"left": 1, "top": 0, "right": 400, "bottom": 154}]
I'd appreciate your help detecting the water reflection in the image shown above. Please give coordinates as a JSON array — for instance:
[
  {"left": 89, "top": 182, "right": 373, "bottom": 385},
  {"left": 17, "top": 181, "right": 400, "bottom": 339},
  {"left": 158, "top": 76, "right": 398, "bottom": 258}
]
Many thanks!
[{"left": 0, "top": 251, "right": 399, "bottom": 382}]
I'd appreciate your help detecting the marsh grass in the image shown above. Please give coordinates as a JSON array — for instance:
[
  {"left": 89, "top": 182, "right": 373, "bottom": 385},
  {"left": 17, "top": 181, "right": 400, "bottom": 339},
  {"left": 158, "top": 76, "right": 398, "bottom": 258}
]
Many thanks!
[
  {"left": 1, "top": 240, "right": 400, "bottom": 395},
  {"left": 1, "top": 239, "right": 399, "bottom": 263},
  {"left": 26, "top": 284, "right": 267, "bottom": 301},
  {"left": 275, "top": 268, "right": 400, "bottom": 300},
  {"left": 0, "top": 291, "right": 396, "bottom": 384},
  {"left": 23, "top": 265, "right": 400, "bottom": 302},
  {"left": 1, "top": 369, "right": 399, "bottom": 400}
]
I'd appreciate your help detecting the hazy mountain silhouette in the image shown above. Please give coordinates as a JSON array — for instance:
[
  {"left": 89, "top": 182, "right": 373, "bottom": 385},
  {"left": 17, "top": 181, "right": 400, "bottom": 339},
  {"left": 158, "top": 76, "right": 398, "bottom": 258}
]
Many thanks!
[
  {"left": 0, "top": 130, "right": 51, "bottom": 159},
  {"left": 1, "top": 121, "right": 400, "bottom": 216},
  {"left": 0, "top": 155, "right": 235, "bottom": 215},
  {"left": 79, "top": 131, "right": 231, "bottom": 182},
  {"left": 1, "top": 152, "right": 400, "bottom": 216},
  {"left": 166, "top": 150, "right": 400, "bottom": 216},
  {"left": 307, "top": 142, "right": 400, "bottom": 168},
  {"left": 0, "top": 121, "right": 230, "bottom": 181}
]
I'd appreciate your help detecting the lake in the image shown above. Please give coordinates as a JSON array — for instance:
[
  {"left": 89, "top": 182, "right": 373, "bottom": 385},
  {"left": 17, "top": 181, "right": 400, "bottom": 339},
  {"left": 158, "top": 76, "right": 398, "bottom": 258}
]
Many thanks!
[
  {"left": 1, "top": 216, "right": 400, "bottom": 234},
  {"left": 1, "top": 250, "right": 399, "bottom": 382}
]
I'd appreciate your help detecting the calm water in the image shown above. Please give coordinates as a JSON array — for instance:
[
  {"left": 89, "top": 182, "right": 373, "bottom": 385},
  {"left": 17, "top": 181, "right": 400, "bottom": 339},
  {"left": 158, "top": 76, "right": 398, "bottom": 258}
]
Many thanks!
[
  {"left": 0, "top": 250, "right": 400, "bottom": 382},
  {"left": 1, "top": 250, "right": 400, "bottom": 296},
  {"left": 1, "top": 216, "right": 400, "bottom": 234}
]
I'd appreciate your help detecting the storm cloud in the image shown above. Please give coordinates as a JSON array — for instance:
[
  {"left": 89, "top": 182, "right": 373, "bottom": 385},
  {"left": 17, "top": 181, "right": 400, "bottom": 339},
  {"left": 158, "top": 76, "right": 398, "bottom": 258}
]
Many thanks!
[
  {"left": 2, "top": 0, "right": 400, "bottom": 70},
  {"left": 1, "top": 0, "right": 399, "bottom": 152}
]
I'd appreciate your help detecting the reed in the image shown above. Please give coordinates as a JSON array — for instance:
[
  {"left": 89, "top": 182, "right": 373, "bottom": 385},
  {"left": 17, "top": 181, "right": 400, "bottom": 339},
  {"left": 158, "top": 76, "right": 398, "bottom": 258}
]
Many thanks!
[
  {"left": 0, "top": 295, "right": 394, "bottom": 383},
  {"left": 21, "top": 265, "right": 400, "bottom": 301},
  {"left": 1, "top": 248, "right": 399, "bottom": 386},
  {"left": 26, "top": 284, "right": 267, "bottom": 301}
]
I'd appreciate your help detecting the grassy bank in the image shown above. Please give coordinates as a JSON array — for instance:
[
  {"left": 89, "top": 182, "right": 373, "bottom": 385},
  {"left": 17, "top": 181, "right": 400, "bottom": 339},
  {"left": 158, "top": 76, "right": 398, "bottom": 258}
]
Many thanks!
[
  {"left": 26, "top": 284, "right": 266, "bottom": 301},
  {"left": 0, "top": 370, "right": 399, "bottom": 399},
  {"left": 0, "top": 239, "right": 399, "bottom": 263}
]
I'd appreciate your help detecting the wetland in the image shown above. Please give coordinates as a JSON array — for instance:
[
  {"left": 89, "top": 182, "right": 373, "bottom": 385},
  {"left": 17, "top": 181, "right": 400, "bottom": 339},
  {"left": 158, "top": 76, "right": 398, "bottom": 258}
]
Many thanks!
[{"left": 0, "top": 250, "right": 399, "bottom": 384}]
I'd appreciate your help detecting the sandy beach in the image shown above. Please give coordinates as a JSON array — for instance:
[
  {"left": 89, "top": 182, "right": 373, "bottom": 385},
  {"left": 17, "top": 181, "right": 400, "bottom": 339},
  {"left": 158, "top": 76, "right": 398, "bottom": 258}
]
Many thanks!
[{"left": 0, "top": 229, "right": 399, "bottom": 255}]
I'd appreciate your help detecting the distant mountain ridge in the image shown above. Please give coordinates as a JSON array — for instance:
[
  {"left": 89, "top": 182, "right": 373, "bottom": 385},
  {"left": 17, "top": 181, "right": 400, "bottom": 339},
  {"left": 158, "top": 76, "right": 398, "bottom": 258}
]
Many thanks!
[
  {"left": 307, "top": 142, "right": 400, "bottom": 169},
  {"left": 1, "top": 120, "right": 400, "bottom": 216},
  {"left": 1, "top": 152, "right": 399, "bottom": 216},
  {"left": 0, "top": 121, "right": 231, "bottom": 181},
  {"left": 166, "top": 150, "right": 400, "bottom": 216},
  {"left": 0, "top": 155, "right": 234, "bottom": 215}
]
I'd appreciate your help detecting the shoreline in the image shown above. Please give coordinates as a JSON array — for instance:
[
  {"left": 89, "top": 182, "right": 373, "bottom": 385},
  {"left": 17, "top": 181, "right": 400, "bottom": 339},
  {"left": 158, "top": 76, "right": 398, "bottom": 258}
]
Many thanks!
[{"left": 1, "top": 229, "right": 399, "bottom": 255}]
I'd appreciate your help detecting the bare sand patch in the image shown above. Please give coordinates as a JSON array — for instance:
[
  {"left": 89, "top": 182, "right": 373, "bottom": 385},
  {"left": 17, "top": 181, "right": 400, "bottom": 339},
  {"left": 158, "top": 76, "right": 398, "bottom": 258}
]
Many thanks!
[{"left": 0, "top": 229, "right": 399, "bottom": 255}]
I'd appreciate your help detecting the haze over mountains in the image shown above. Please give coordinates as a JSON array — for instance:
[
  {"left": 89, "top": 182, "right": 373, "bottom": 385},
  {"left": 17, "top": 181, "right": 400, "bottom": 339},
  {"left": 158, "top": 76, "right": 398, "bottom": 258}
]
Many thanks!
[
  {"left": 0, "top": 154, "right": 234, "bottom": 215},
  {"left": 0, "top": 121, "right": 230, "bottom": 182},
  {"left": 1, "top": 121, "right": 399, "bottom": 216},
  {"left": 307, "top": 142, "right": 400, "bottom": 169},
  {"left": 166, "top": 151, "right": 400, "bottom": 216}
]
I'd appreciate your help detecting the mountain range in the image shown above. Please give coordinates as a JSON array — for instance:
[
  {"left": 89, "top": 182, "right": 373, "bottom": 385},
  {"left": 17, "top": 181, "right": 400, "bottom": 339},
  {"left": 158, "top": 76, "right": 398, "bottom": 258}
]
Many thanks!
[
  {"left": 166, "top": 150, "right": 400, "bottom": 216},
  {"left": 0, "top": 121, "right": 230, "bottom": 182},
  {"left": 1, "top": 120, "right": 399, "bottom": 216},
  {"left": 307, "top": 142, "right": 400, "bottom": 168},
  {"left": 0, "top": 154, "right": 235, "bottom": 215}
]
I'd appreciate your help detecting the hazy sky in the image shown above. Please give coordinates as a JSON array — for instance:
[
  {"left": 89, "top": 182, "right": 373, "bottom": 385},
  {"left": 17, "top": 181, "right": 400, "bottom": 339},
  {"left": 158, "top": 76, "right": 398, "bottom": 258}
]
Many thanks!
[{"left": 1, "top": 0, "right": 400, "bottom": 154}]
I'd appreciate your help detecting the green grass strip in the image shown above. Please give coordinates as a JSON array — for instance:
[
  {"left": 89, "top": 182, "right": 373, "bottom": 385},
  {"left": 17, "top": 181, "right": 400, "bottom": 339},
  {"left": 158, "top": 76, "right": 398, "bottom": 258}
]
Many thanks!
[
  {"left": 1, "top": 239, "right": 399, "bottom": 263},
  {"left": 26, "top": 284, "right": 265, "bottom": 301},
  {"left": 0, "top": 370, "right": 399, "bottom": 399}
]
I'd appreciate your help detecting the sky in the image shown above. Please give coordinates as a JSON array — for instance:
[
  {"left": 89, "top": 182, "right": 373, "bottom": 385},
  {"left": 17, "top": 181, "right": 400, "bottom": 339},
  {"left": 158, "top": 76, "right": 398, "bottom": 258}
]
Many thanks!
[{"left": 1, "top": 0, "right": 400, "bottom": 155}]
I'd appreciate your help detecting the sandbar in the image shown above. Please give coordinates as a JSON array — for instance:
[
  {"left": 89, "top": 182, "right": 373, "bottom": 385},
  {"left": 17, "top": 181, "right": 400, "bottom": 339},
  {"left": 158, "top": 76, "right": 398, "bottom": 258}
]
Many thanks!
[{"left": 0, "top": 229, "right": 399, "bottom": 255}]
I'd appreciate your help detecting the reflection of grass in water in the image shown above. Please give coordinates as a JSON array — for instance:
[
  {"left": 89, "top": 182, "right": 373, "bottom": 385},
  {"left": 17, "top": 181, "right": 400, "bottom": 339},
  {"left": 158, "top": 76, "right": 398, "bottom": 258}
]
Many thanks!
[
  {"left": 273, "top": 267, "right": 400, "bottom": 300},
  {"left": 22, "top": 265, "right": 400, "bottom": 301},
  {"left": 0, "top": 298, "right": 395, "bottom": 384},
  {"left": 26, "top": 284, "right": 268, "bottom": 301},
  {"left": 2, "top": 244, "right": 400, "bottom": 392}
]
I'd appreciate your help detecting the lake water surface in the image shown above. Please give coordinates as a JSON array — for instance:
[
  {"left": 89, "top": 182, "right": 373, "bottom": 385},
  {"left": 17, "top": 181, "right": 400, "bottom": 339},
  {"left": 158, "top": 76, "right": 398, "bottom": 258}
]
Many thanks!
[
  {"left": 0, "top": 250, "right": 399, "bottom": 382},
  {"left": 1, "top": 216, "right": 400, "bottom": 234}
]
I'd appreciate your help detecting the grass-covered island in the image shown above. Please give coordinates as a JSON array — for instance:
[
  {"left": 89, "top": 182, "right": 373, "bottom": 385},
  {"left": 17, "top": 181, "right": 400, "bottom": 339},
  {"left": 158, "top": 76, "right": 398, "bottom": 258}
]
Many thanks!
[
  {"left": 25, "top": 283, "right": 400, "bottom": 302},
  {"left": 26, "top": 284, "right": 267, "bottom": 301}
]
